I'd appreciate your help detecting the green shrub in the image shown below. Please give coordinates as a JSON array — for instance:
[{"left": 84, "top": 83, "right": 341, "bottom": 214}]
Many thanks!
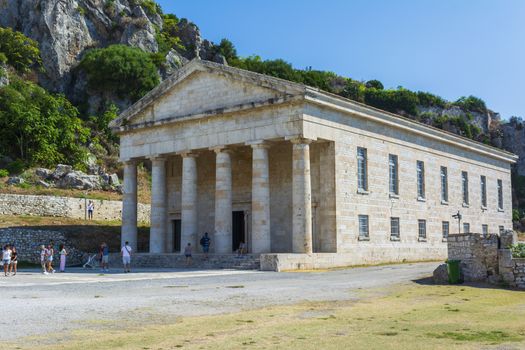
[
  {"left": 341, "top": 80, "right": 366, "bottom": 103},
  {"left": 215, "top": 38, "right": 238, "bottom": 62},
  {"left": 0, "top": 79, "right": 89, "bottom": 169},
  {"left": 80, "top": 45, "right": 160, "bottom": 101},
  {"left": 365, "top": 79, "right": 384, "bottom": 90},
  {"left": 417, "top": 91, "right": 447, "bottom": 108},
  {"left": 0, "top": 169, "right": 8, "bottom": 177},
  {"left": 454, "top": 95, "right": 487, "bottom": 114},
  {"left": 0, "top": 27, "right": 42, "bottom": 73},
  {"left": 510, "top": 243, "right": 525, "bottom": 258}
]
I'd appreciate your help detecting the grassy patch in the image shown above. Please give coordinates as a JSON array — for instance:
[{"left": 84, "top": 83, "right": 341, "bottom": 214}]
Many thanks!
[{"left": 4, "top": 283, "right": 525, "bottom": 349}]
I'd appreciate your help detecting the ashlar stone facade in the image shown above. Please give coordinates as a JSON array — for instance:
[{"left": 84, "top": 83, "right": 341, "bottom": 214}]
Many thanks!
[{"left": 110, "top": 59, "right": 517, "bottom": 270}]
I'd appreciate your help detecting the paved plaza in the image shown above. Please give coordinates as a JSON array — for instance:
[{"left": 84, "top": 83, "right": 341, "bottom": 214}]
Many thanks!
[{"left": 1, "top": 262, "right": 438, "bottom": 345}]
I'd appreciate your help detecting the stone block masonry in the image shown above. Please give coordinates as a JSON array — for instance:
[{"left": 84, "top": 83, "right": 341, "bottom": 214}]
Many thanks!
[
  {"left": 0, "top": 228, "right": 85, "bottom": 265},
  {"left": 0, "top": 193, "right": 150, "bottom": 223}
]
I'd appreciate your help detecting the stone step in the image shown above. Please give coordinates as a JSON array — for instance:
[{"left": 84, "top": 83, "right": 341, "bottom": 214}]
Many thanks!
[{"left": 108, "top": 253, "right": 260, "bottom": 270}]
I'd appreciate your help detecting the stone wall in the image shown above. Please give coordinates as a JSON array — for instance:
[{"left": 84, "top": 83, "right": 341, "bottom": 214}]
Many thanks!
[
  {"left": 446, "top": 233, "right": 499, "bottom": 282},
  {"left": 0, "top": 193, "right": 150, "bottom": 223},
  {"left": 0, "top": 228, "right": 86, "bottom": 265},
  {"left": 444, "top": 230, "right": 525, "bottom": 288}
]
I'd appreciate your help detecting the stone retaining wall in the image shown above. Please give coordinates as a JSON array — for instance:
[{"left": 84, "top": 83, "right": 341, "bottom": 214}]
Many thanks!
[
  {"left": 0, "top": 228, "right": 86, "bottom": 266},
  {"left": 444, "top": 231, "right": 524, "bottom": 288},
  {"left": 0, "top": 193, "right": 150, "bottom": 223}
]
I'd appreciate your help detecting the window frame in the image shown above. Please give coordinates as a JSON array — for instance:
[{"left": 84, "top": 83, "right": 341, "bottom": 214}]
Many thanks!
[
  {"left": 390, "top": 217, "right": 400, "bottom": 241},
  {"left": 358, "top": 214, "right": 369, "bottom": 240},
  {"left": 418, "top": 219, "right": 427, "bottom": 241},
  {"left": 463, "top": 222, "right": 470, "bottom": 234},
  {"left": 497, "top": 179, "right": 503, "bottom": 210},
  {"left": 480, "top": 175, "right": 487, "bottom": 208},
  {"left": 389, "top": 154, "right": 399, "bottom": 196},
  {"left": 416, "top": 160, "right": 425, "bottom": 200},
  {"left": 357, "top": 147, "right": 368, "bottom": 192},
  {"left": 440, "top": 166, "right": 448, "bottom": 203},
  {"left": 442, "top": 221, "right": 449, "bottom": 240},
  {"left": 461, "top": 171, "right": 469, "bottom": 206},
  {"left": 482, "top": 224, "right": 488, "bottom": 236}
]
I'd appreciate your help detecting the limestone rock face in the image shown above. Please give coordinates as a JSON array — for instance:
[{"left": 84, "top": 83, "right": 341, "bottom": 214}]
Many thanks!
[
  {"left": 0, "top": 63, "right": 8, "bottom": 87},
  {"left": 0, "top": 0, "right": 160, "bottom": 93},
  {"left": 58, "top": 171, "right": 101, "bottom": 190}
]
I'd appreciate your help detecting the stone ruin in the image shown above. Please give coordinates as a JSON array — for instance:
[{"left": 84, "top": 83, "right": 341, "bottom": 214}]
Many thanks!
[{"left": 433, "top": 230, "right": 525, "bottom": 289}]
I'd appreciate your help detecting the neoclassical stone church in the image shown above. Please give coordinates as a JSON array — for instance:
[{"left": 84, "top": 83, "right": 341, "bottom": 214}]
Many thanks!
[{"left": 110, "top": 59, "right": 516, "bottom": 270}]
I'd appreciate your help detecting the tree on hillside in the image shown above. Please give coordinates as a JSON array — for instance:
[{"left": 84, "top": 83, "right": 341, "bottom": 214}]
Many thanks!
[
  {"left": 216, "top": 39, "right": 238, "bottom": 62},
  {"left": 0, "top": 79, "right": 89, "bottom": 170},
  {"left": 0, "top": 27, "right": 42, "bottom": 73},
  {"left": 80, "top": 45, "right": 160, "bottom": 101}
]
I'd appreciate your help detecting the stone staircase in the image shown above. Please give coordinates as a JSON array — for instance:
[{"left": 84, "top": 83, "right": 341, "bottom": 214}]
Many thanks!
[{"left": 110, "top": 253, "right": 260, "bottom": 270}]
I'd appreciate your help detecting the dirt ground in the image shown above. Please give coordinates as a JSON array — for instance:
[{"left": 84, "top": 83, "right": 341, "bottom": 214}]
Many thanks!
[{"left": 1, "top": 262, "right": 524, "bottom": 349}]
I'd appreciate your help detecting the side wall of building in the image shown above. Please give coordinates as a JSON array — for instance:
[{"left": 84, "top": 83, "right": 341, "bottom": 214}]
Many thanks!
[{"left": 304, "top": 103, "right": 512, "bottom": 261}]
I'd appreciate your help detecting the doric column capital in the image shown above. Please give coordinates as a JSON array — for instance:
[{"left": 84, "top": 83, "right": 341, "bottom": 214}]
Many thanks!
[
  {"left": 122, "top": 158, "right": 138, "bottom": 166},
  {"left": 246, "top": 140, "right": 270, "bottom": 149},
  {"left": 286, "top": 136, "right": 314, "bottom": 145},
  {"left": 150, "top": 155, "right": 167, "bottom": 164},
  {"left": 210, "top": 145, "right": 233, "bottom": 154},
  {"left": 178, "top": 150, "right": 198, "bottom": 158}
]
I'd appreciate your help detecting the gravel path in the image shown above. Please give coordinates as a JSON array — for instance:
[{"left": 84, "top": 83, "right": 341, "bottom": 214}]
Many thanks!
[{"left": 0, "top": 262, "right": 438, "bottom": 344}]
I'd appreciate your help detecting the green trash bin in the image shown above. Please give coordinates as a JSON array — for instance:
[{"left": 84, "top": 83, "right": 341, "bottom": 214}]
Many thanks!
[{"left": 447, "top": 259, "right": 461, "bottom": 284}]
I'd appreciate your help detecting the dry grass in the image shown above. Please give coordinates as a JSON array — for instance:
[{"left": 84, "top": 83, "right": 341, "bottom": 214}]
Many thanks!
[{"left": 6, "top": 283, "right": 525, "bottom": 350}]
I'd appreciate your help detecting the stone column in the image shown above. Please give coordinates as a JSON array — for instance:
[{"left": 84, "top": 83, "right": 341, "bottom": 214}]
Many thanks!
[
  {"left": 250, "top": 142, "right": 271, "bottom": 253},
  {"left": 121, "top": 160, "right": 138, "bottom": 252},
  {"left": 180, "top": 152, "right": 198, "bottom": 253},
  {"left": 150, "top": 156, "right": 167, "bottom": 253},
  {"left": 214, "top": 147, "right": 233, "bottom": 254},
  {"left": 291, "top": 138, "right": 313, "bottom": 254}
]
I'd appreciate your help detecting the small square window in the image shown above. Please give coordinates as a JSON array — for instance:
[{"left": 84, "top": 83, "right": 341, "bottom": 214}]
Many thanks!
[
  {"left": 418, "top": 219, "right": 426, "bottom": 240},
  {"left": 463, "top": 223, "right": 470, "bottom": 234},
  {"left": 482, "top": 224, "right": 488, "bottom": 236},
  {"left": 390, "top": 217, "right": 400, "bottom": 240},
  {"left": 442, "top": 221, "right": 449, "bottom": 240}
]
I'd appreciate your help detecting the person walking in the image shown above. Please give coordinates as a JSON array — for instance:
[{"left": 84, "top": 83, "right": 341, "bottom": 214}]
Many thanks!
[
  {"left": 184, "top": 243, "right": 193, "bottom": 266},
  {"left": 47, "top": 244, "right": 55, "bottom": 273},
  {"left": 59, "top": 244, "right": 67, "bottom": 272},
  {"left": 87, "top": 200, "right": 94, "bottom": 220},
  {"left": 200, "top": 232, "right": 210, "bottom": 260},
  {"left": 2, "top": 244, "right": 11, "bottom": 276},
  {"left": 40, "top": 245, "right": 48, "bottom": 275},
  {"left": 100, "top": 242, "right": 109, "bottom": 272},
  {"left": 9, "top": 246, "right": 17, "bottom": 276},
  {"left": 121, "top": 241, "right": 132, "bottom": 273}
]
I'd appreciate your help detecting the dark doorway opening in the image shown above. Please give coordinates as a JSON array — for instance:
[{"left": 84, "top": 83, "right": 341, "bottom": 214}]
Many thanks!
[
  {"left": 173, "top": 219, "right": 181, "bottom": 253},
  {"left": 232, "top": 211, "right": 245, "bottom": 252}
]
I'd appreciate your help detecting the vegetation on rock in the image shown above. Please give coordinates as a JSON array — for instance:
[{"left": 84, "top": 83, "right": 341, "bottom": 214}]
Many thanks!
[{"left": 0, "top": 27, "right": 41, "bottom": 73}]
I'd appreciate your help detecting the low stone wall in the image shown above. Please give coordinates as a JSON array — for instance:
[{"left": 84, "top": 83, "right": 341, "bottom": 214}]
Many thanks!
[
  {"left": 0, "top": 228, "right": 86, "bottom": 266},
  {"left": 442, "top": 231, "right": 525, "bottom": 288},
  {"left": 261, "top": 245, "right": 447, "bottom": 271},
  {"left": 0, "top": 193, "right": 150, "bottom": 223},
  {"left": 447, "top": 233, "right": 499, "bottom": 282}
]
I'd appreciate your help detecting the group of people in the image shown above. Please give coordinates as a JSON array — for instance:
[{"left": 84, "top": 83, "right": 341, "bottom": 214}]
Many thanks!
[
  {"left": 2, "top": 244, "right": 17, "bottom": 276},
  {"left": 96, "top": 241, "right": 133, "bottom": 273},
  {"left": 40, "top": 243, "right": 68, "bottom": 275},
  {"left": 182, "top": 232, "right": 246, "bottom": 266}
]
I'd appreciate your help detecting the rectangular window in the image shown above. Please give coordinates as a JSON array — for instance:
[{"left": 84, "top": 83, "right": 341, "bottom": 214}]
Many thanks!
[
  {"left": 482, "top": 224, "right": 488, "bottom": 236},
  {"left": 497, "top": 179, "right": 503, "bottom": 210},
  {"left": 462, "top": 171, "right": 469, "bottom": 205},
  {"left": 442, "top": 221, "right": 449, "bottom": 239},
  {"left": 416, "top": 160, "right": 425, "bottom": 199},
  {"left": 357, "top": 148, "right": 368, "bottom": 191},
  {"left": 390, "top": 217, "right": 400, "bottom": 240},
  {"left": 418, "top": 219, "right": 427, "bottom": 240},
  {"left": 440, "top": 166, "right": 448, "bottom": 203},
  {"left": 480, "top": 175, "right": 487, "bottom": 208},
  {"left": 389, "top": 154, "right": 399, "bottom": 195},
  {"left": 358, "top": 215, "right": 369, "bottom": 239},
  {"left": 463, "top": 223, "right": 470, "bottom": 233},
  {"left": 499, "top": 225, "right": 505, "bottom": 235}
]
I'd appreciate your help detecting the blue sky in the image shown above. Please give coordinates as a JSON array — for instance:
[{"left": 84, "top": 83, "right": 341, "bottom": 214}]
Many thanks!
[{"left": 157, "top": 0, "right": 525, "bottom": 119}]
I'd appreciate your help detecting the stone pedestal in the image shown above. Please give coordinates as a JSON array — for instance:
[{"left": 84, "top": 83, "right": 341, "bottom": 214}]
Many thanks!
[
  {"left": 150, "top": 156, "right": 167, "bottom": 253},
  {"left": 181, "top": 153, "right": 198, "bottom": 252},
  {"left": 291, "top": 138, "right": 313, "bottom": 254},
  {"left": 214, "top": 148, "right": 233, "bottom": 254},
  {"left": 251, "top": 142, "right": 271, "bottom": 253},
  {"left": 121, "top": 161, "right": 138, "bottom": 251}
]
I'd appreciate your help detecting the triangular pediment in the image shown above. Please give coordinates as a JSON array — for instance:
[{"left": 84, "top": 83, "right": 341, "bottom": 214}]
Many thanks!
[{"left": 111, "top": 59, "right": 306, "bottom": 129}]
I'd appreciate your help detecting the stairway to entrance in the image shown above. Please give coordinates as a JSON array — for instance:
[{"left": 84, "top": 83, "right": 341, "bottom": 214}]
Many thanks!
[{"left": 113, "top": 253, "right": 261, "bottom": 270}]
